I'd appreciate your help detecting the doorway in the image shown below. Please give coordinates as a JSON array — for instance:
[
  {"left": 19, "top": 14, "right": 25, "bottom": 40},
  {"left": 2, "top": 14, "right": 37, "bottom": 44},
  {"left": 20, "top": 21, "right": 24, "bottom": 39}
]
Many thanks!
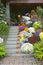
[{"left": 10, "top": 3, "right": 43, "bottom": 25}]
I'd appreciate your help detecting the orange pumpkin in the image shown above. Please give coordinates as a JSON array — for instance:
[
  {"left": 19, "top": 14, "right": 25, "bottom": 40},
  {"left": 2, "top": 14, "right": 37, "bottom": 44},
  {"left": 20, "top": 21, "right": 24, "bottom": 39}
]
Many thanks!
[
  {"left": 16, "top": 42, "right": 19, "bottom": 44},
  {"left": 16, "top": 50, "right": 19, "bottom": 54},
  {"left": 16, "top": 45, "right": 19, "bottom": 48}
]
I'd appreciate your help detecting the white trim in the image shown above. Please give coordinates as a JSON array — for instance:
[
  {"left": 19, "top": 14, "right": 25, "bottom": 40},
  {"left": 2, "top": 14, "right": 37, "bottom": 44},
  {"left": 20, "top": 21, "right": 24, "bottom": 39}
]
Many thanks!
[{"left": 6, "top": 3, "right": 10, "bottom": 19}]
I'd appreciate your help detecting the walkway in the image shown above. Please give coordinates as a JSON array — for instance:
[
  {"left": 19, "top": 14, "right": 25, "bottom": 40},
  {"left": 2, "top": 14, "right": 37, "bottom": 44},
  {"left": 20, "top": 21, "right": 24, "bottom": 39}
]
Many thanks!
[{"left": 0, "top": 55, "right": 42, "bottom": 65}]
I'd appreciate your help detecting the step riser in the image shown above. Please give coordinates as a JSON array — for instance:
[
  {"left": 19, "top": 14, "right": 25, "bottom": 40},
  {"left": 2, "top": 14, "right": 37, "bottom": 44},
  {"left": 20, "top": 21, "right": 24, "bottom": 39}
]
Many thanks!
[
  {"left": 8, "top": 35, "right": 18, "bottom": 38},
  {"left": 6, "top": 49, "right": 21, "bottom": 54},
  {"left": 5, "top": 45, "right": 20, "bottom": 49}
]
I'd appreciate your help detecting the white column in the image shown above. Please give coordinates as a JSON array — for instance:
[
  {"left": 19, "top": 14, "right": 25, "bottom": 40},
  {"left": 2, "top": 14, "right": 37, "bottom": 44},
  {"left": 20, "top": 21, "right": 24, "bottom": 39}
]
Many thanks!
[
  {"left": 6, "top": 2, "right": 10, "bottom": 24},
  {"left": 6, "top": 2, "right": 10, "bottom": 19}
]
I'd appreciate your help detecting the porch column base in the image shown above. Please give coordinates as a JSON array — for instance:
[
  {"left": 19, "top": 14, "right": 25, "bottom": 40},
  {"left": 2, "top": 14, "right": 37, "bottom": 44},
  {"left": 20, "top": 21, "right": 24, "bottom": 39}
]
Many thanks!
[{"left": 6, "top": 18, "right": 11, "bottom": 24}]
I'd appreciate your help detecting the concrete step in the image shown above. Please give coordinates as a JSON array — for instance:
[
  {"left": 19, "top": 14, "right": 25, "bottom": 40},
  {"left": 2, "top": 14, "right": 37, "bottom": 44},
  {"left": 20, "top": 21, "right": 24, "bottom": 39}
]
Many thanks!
[
  {"left": 6, "top": 49, "right": 21, "bottom": 54},
  {"left": 6, "top": 41, "right": 17, "bottom": 45},
  {"left": 9, "top": 31, "right": 18, "bottom": 33},
  {"left": 9, "top": 29, "right": 18, "bottom": 32},
  {"left": 5, "top": 45, "right": 20, "bottom": 49},
  {"left": 10, "top": 26, "right": 18, "bottom": 29},
  {"left": 8, "top": 34, "right": 18, "bottom": 38},
  {"left": 6, "top": 40, "right": 17, "bottom": 43},
  {"left": 9, "top": 32, "right": 18, "bottom": 35},
  {"left": 10, "top": 27, "right": 18, "bottom": 30},
  {"left": 6, "top": 54, "right": 32, "bottom": 56},
  {"left": 7, "top": 37, "right": 18, "bottom": 41}
]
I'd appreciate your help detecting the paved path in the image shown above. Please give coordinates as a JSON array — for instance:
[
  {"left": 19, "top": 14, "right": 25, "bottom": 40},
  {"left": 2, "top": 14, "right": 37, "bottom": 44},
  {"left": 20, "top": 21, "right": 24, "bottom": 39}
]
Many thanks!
[{"left": 0, "top": 55, "right": 43, "bottom": 65}]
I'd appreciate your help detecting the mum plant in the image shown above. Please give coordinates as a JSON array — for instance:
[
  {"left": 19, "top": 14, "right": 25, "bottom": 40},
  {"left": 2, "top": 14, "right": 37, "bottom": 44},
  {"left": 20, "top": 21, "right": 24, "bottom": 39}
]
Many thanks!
[
  {"left": 34, "top": 41, "right": 43, "bottom": 60},
  {"left": 0, "top": 43, "right": 6, "bottom": 58},
  {"left": 0, "top": 37, "right": 6, "bottom": 58},
  {"left": 0, "top": 22, "right": 9, "bottom": 37},
  {"left": 33, "top": 21, "right": 42, "bottom": 30},
  {"left": 36, "top": 6, "right": 43, "bottom": 20}
]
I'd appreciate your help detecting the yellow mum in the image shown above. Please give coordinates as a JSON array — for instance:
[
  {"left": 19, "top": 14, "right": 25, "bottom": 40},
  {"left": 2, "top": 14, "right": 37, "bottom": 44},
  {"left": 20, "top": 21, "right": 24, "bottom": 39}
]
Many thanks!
[
  {"left": 19, "top": 34, "right": 25, "bottom": 42},
  {"left": 24, "top": 27, "right": 29, "bottom": 32},
  {"left": 39, "top": 32, "right": 43, "bottom": 40}
]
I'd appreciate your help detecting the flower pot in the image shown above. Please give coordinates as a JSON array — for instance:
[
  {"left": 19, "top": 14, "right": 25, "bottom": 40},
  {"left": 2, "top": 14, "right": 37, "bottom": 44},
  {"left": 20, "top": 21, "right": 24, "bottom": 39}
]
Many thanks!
[{"left": 28, "top": 33, "right": 37, "bottom": 43}]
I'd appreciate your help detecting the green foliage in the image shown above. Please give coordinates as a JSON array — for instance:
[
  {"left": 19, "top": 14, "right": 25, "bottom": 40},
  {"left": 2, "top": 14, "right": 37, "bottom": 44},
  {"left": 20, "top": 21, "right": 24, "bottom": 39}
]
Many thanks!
[
  {"left": 0, "top": 3, "right": 6, "bottom": 21},
  {"left": 36, "top": 6, "right": 43, "bottom": 19},
  {"left": 0, "top": 43, "right": 6, "bottom": 58},
  {"left": 0, "top": 3, "right": 9, "bottom": 37},
  {"left": 34, "top": 41, "right": 43, "bottom": 60},
  {"left": 33, "top": 21, "right": 42, "bottom": 30},
  {"left": 0, "top": 23, "right": 9, "bottom": 36}
]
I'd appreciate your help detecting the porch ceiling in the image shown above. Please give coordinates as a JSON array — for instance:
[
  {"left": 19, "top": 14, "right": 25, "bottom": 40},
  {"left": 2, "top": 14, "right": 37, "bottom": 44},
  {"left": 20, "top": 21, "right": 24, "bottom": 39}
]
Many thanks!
[{"left": 1, "top": 0, "right": 43, "bottom": 3}]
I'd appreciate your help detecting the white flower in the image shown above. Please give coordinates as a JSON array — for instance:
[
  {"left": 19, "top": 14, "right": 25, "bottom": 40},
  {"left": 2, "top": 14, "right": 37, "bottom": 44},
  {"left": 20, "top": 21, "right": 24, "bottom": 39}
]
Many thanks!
[
  {"left": 29, "top": 27, "right": 35, "bottom": 33},
  {"left": 0, "top": 37, "right": 3, "bottom": 43},
  {"left": 2, "top": 20, "right": 5, "bottom": 23},
  {"left": 25, "top": 32, "right": 33, "bottom": 37},
  {"left": 26, "top": 21, "right": 32, "bottom": 25},
  {"left": 22, "top": 16, "right": 30, "bottom": 21},
  {"left": 4, "top": 22, "right": 7, "bottom": 24},
  {"left": 21, "top": 43, "right": 33, "bottom": 53}
]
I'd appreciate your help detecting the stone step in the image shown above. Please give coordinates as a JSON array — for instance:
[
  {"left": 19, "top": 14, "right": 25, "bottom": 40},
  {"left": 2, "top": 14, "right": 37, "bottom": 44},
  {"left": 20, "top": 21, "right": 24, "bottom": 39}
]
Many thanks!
[{"left": 5, "top": 45, "right": 20, "bottom": 49}]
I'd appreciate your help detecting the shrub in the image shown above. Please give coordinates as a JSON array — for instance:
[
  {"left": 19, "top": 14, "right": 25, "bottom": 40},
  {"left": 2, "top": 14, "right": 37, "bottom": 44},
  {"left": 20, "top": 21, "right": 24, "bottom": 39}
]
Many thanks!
[
  {"left": 0, "top": 43, "right": 6, "bottom": 58},
  {"left": 34, "top": 41, "right": 43, "bottom": 60},
  {"left": 0, "top": 22, "right": 9, "bottom": 37}
]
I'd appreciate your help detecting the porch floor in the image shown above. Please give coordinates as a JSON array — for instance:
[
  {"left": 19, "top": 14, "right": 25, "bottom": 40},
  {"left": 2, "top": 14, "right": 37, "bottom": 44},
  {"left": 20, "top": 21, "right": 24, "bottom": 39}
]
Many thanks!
[{"left": 0, "top": 56, "right": 42, "bottom": 65}]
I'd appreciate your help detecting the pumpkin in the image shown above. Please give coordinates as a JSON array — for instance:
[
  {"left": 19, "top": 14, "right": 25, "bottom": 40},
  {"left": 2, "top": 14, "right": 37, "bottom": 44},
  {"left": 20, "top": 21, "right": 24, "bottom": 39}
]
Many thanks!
[
  {"left": 16, "top": 42, "right": 19, "bottom": 44},
  {"left": 16, "top": 45, "right": 19, "bottom": 48},
  {"left": 16, "top": 50, "right": 19, "bottom": 54}
]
